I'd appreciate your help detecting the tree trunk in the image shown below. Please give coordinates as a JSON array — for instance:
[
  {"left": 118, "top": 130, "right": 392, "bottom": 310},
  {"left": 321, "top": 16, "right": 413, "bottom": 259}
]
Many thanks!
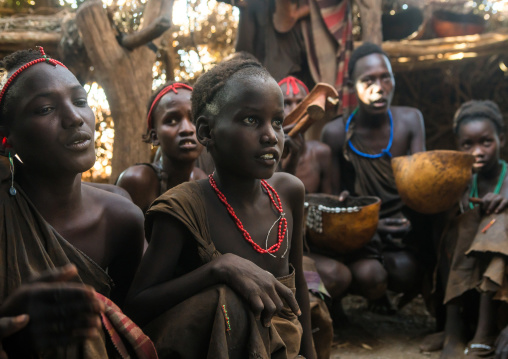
[
  {"left": 357, "top": 0, "right": 383, "bottom": 44},
  {"left": 76, "top": 0, "right": 171, "bottom": 182}
]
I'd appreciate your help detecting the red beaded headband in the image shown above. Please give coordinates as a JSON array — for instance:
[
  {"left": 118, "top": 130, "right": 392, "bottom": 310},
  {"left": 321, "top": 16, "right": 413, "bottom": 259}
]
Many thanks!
[
  {"left": 146, "top": 83, "right": 193, "bottom": 130},
  {"left": 0, "top": 46, "right": 67, "bottom": 109},
  {"left": 277, "top": 76, "right": 309, "bottom": 96}
]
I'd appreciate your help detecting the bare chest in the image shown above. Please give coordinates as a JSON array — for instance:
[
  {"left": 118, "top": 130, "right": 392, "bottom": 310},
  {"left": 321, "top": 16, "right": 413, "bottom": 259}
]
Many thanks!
[
  {"left": 50, "top": 212, "right": 110, "bottom": 269},
  {"left": 203, "top": 187, "right": 293, "bottom": 275},
  {"left": 354, "top": 124, "right": 411, "bottom": 157}
]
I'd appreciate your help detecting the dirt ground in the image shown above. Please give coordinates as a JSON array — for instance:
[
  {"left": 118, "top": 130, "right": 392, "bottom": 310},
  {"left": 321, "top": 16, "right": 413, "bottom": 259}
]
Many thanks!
[{"left": 329, "top": 294, "right": 441, "bottom": 359}]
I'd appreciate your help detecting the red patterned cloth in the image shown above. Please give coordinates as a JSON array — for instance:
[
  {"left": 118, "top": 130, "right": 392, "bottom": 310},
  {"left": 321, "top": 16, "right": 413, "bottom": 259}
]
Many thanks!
[
  {"left": 302, "top": 0, "right": 356, "bottom": 116},
  {"left": 96, "top": 293, "right": 159, "bottom": 359}
]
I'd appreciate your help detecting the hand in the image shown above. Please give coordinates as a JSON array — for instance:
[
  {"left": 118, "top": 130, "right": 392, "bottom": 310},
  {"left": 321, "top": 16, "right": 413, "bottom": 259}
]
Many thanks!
[
  {"left": 0, "top": 314, "right": 29, "bottom": 359},
  {"left": 0, "top": 264, "right": 104, "bottom": 353},
  {"left": 338, "top": 190, "right": 349, "bottom": 202},
  {"left": 214, "top": 254, "right": 301, "bottom": 327},
  {"left": 471, "top": 193, "right": 508, "bottom": 215},
  {"left": 496, "top": 325, "right": 508, "bottom": 358},
  {"left": 377, "top": 217, "right": 411, "bottom": 236}
]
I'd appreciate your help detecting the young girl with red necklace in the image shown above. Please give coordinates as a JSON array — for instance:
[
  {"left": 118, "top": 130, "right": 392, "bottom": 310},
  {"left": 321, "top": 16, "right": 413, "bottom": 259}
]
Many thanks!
[{"left": 125, "top": 58, "right": 315, "bottom": 358}]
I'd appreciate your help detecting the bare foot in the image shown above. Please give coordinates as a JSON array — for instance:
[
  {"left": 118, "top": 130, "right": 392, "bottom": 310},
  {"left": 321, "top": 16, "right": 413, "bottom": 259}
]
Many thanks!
[
  {"left": 420, "top": 331, "right": 445, "bottom": 352},
  {"left": 440, "top": 336, "right": 466, "bottom": 359},
  {"left": 463, "top": 336, "right": 496, "bottom": 358}
]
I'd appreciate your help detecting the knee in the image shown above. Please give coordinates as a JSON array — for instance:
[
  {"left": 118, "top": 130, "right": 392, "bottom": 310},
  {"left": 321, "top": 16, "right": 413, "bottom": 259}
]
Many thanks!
[
  {"left": 312, "top": 257, "right": 352, "bottom": 299},
  {"left": 384, "top": 251, "right": 420, "bottom": 292},
  {"left": 350, "top": 260, "right": 388, "bottom": 300}
]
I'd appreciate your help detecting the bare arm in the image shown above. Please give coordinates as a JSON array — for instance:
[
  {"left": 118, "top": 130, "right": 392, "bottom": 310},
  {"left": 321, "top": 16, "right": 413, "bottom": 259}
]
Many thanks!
[
  {"left": 124, "top": 215, "right": 220, "bottom": 326},
  {"left": 287, "top": 177, "right": 316, "bottom": 359},
  {"left": 321, "top": 118, "right": 345, "bottom": 195},
  {"left": 106, "top": 201, "right": 145, "bottom": 307},
  {"left": 124, "top": 214, "right": 301, "bottom": 327},
  {"left": 409, "top": 109, "right": 426, "bottom": 154},
  {"left": 317, "top": 143, "right": 333, "bottom": 195}
]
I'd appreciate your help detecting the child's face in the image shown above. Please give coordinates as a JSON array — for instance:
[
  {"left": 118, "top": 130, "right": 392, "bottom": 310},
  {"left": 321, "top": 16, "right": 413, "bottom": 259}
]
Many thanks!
[
  {"left": 457, "top": 119, "right": 503, "bottom": 173},
  {"left": 7, "top": 64, "right": 96, "bottom": 175},
  {"left": 152, "top": 89, "right": 202, "bottom": 163},
  {"left": 280, "top": 83, "right": 308, "bottom": 118},
  {"left": 210, "top": 74, "right": 285, "bottom": 179},
  {"left": 352, "top": 53, "right": 395, "bottom": 116}
]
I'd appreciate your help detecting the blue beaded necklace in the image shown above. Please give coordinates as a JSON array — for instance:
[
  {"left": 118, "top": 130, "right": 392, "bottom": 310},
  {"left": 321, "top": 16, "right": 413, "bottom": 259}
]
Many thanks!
[{"left": 345, "top": 108, "right": 394, "bottom": 159}]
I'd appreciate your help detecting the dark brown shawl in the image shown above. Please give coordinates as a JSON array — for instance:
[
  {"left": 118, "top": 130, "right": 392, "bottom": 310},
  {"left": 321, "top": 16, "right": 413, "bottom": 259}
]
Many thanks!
[
  {"left": 443, "top": 207, "right": 508, "bottom": 304},
  {"left": 345, "top": 128, "right": 404, "bottom": 218},
  {"left": 145, "top": 181, "right": 303, "bottom": 359},
  {"left": 0, "top": 156, "right": 114, "bottom": 358}
]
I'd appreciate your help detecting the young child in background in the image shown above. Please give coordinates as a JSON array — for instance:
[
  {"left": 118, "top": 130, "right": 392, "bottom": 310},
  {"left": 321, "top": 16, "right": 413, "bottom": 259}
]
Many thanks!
[
  {"left": 125, "top": 57, "right": 316, "bottom": 358},
  {"left": 117, "top": 81, "right": 206, "bottom": 213},
  {"left": 278, "top": 76, "right": 333, "bottom": 195},
  {"left": 439, "top": 100, "right": 508, "bottom": 359}
]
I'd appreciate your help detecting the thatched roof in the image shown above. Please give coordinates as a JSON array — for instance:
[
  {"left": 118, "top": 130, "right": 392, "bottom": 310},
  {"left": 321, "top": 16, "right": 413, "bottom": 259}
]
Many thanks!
[
  {"left": 384, "top": 29, "right": 508, "bottom": 72},
  {"left": 0, "top": 11, "right": 68, "bottom": 57}
]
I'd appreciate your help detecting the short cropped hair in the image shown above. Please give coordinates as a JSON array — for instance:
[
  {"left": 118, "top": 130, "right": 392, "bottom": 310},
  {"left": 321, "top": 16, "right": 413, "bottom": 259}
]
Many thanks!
[
  {"left": 0, "top": 49, "right": 42, "bottom": 121},
  {"left": 348, "top": 42, "right": 389, "bottom": 80},
  {"left": 191, "top": 57, "right": 269, "bottom": 121},
  {"left": 453, "top": 100, "right": 504, "bottom": 135},
  {"left": 222, "top": 51, "right": 258, "bottom": 63}
]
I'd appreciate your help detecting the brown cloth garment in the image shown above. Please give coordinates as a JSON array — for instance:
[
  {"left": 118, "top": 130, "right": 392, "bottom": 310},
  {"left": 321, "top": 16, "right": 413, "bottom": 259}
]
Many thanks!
[
  {"left": 302, "top": 256, "right": 332, "bottom": 359},
  {"left": 144, "top": 181, "right": 303, "bottom": 359},
  {"left": 344, "top": 128, "right": 404, "bottom": 219},
  {"left": 219, "top": 0, "right": 312, "bottom": 85},
  {"left": 0, "top": 156, "right": 112, "bottom": 358},
  {"left": 443, "top": 207, "right": 508, "bottom": 304}
]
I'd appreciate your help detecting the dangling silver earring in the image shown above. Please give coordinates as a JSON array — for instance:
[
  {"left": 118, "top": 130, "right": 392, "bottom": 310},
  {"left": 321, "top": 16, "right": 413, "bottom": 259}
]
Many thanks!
[{"left": 8, "top": 152, "right": 16, "bottom": 196}]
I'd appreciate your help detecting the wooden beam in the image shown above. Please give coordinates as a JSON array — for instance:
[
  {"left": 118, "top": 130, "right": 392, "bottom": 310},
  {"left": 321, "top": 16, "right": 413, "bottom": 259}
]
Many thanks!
[{"left": 0, "top": 31, "right": 60, "bottom": 58}]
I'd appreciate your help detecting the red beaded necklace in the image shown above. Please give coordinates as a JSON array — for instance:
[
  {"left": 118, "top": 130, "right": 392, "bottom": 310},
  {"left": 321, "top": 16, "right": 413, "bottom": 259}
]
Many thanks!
[{"left": 208, "top": 174, "right": 288, "bottom": 256}]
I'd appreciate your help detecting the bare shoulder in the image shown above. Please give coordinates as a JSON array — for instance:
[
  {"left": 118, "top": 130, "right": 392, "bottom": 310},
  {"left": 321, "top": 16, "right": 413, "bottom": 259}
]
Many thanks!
[
  {"left": 83, "top": 182, "right": 132, "bottom": 200},
  {"left": 321, "top": 116, "right": 345, "bottom": 150},
  {"left": 116, "top": 164, "right": 159, "bottom": 190},
  {"left": 83, "top": 185, "right": 144, "bottom": 232},
  {"left": 307, "top": 140, "right": 331, "bottom": 157},
  {"left": 269, "top": 172, "right": 305, "bottom": 208},
  {"left": 192, "top": 166, "right": 208, "bottom": 180},
  {"left": 391, "top": 106, "right": 424, "bottom": 127},
  {"left": 116, "top": 164, "right": 159, "bottom": 211}
]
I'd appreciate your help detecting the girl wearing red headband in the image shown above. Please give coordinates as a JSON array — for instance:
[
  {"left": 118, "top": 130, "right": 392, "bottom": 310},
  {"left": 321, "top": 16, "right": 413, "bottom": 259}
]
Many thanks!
[
  {"left": 0, "top": 48, "right": 149, "bottom": 357},
  {"left": 117, "top": 81, "right": 206, "bottom": 213}
]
